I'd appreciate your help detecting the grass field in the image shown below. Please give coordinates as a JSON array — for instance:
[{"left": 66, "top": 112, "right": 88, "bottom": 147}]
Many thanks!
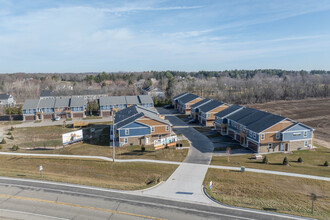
[
  {"left": 211, "top": 145, "right": 330, "bottom": 177},
  {"left": 204, "top": 169, "right": 330, "bottom": 220},
  {"left": 0, "top": 155, "right": 177, "bottom": 190},
  {"left": 248, "top": 98, "right": 330, "bottom": 148}
]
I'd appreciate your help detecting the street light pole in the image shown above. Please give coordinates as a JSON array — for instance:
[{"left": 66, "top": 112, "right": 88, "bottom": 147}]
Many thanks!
[{"left": 112, "top": 112, "right": 116, "bottom": 162}]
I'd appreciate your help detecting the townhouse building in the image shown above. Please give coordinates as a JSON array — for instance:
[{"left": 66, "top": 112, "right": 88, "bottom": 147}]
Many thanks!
[
  {"left": 198, "top": 100, "right": 229, "bottom": 126},
  {"left": 177, "top": 94, "right": 203, "bottom": 115},
  {"left": 110, "top": 105, "right": 175, "bottom": 147},
  {"left": 172, "top": 92, "right": 188, "bottom": 109},
  {"left": 22, "top": 97, "right": 87, "bottom": 121},
  {"left": 190, "top": 98, "right": 211, "bottom": 120},
  {"left": 0, "top": 93, "right": 16, "bottom": 106},
  {"left": 214, "top": 105, "right": 244, "bottom": 135},
  {"left": 99, "top": 95, "right": 154, "bottom": 117}
]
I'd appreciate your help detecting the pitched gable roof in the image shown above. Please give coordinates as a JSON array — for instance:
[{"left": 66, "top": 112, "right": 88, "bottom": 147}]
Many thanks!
[
  {"left": 138, "top": 95, "right": 153, "bottom": 104},
  {"left": 173, "top": 92, "right": 188, "bottom": 100},
  {"left": 70, "top": 97, "right": 86, "bottom": 108},
  {"left": 227, "top": 107, "right": 257, "bottom": 121},
  {"left": 22, "top": 99, "right": 39, "bottom": 110},
  {"left": 178, "top": 93, "right": 200, "bottom": 104},
  {"left": 281, "top": 122, "right": 314, "bottom": 132},
  {"left": 38, "top": 98, "right": 55, "bottom": 108},
  {"left": 54, "top": 97, "right": 70, "bottom": 108},
  {"left": 125, "top": 96, "right": 140, "bottom": 105},
  {"left": 215, "top": 105, "right": 243, "bottom": 118},
  {"left": 246, "top": 114, "right": 286, "bottom": 133},
  {"left": 199, "top": 100, "right": 225, "bottom": 113},
  {"left": 0, "top": 93, "right": 10, "bottom": 99},
  {"left": 191, "top": 98, "right": 210, "bottom": 108}
]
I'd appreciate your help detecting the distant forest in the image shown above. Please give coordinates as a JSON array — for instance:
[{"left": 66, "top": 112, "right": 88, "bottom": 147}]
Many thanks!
[{"left": 0, "top": 69, "right": 329, "bottom": 105}]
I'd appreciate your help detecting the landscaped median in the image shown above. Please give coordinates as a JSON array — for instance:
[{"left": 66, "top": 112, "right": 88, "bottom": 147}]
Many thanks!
[
  {"left": 211, "top": 145, "right": 330, "bottom": 177},
  {"left": 0, "top": 155, "right": 178, "bottom": 190},
  {"left": 204, "top": 169, "right": 330, "bottom": 220}
]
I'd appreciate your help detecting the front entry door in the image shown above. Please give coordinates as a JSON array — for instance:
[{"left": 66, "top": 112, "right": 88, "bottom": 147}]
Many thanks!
[
  {"left": 280, "top": 143, "right": 284, "bottom": 151},
  {"left": 146, "top": 137, "right": 150, "bottom": 144},
  {"left": 285, "top": 143, "right": 289, "bottom": 151}
]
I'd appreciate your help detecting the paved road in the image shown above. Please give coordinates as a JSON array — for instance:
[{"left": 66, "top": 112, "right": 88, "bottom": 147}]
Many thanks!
[{"left": 0, "top": 177, "right": 304, "bottom": 220}]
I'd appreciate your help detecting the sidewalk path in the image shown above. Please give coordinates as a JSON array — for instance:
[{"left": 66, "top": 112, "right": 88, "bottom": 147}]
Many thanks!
[{"left": 0, "top": 152, "right": 329, "bottom": 182}]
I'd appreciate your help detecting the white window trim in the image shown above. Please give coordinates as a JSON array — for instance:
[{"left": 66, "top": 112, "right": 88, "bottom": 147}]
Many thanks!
[
  {"left": 303, "top": 131, "right": 307, "bottom": 137},
  {"left": 304, "top": 141, "right": 308, "bottom": 147},
  {"left": 166, "top": 125, "right": 169, "bottom": 131},
  {"left": 151, "top": 126, "right": 155, "bottom": 132},
  {"left": 125, "top": 129, "right": 129, "bottom": 135},
  {"left": 261, "top": 133, "right": 265, "bottom": 140},
  {"left": 124, "top": 138, "right": 128, "bottom": 144},
  {"left": 276, "top": 132, "right": 280, "bottom": 139}
]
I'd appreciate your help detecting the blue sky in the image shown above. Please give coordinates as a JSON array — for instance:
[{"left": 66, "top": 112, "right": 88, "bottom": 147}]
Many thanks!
[{"left": 1, "top": 0, "right": 330, "bottom": 73}]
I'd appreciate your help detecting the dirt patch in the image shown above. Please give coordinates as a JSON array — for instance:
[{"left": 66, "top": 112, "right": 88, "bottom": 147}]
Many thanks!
[{"left": 248, "top": 98, "right": 330, "bottom": 148}]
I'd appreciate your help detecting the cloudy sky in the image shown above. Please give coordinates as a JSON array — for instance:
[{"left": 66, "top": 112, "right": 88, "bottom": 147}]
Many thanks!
[{"left": 1, "top": 0, "right": 330, "bottom": 73}]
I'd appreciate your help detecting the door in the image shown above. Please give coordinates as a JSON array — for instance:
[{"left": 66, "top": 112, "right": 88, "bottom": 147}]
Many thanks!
[
  {"left": 280, "top": 143, "right": 284, "bottom": 151},
  {"left": 285, "top": 143, "right": 289, "bottom": 151},
  {"left": 146, "top": 137, "right": 150, "bottom": 144}
]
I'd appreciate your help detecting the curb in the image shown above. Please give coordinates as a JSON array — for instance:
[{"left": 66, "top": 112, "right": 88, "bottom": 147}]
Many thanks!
[{"left": 202, "top": 186, "right": 314, "bottom": 220}]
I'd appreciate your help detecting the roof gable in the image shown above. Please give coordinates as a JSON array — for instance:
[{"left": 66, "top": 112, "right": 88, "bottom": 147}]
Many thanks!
[
  {"left": 22, "top": 99, "right": 39, "bottom": 109},
  {"left": 125, "top": 96, "right": 140, "bottom": 105},
  {"left": 199, "top": 100, "right": 224, "bottom": 113},
  {"left": 70, "top": 97, "right": 86, "bottom": 107},
  {"left": 282, "top": 123, "right": 313, "bottom": 132},
  {"left": 138, "top": 95, "right": 153, "bottom": 104},
  {"left": 0, "top": 93, "right": 10, "bottom": 99},
  {"left": 38, "top": 98, "right": 55, "bottom": 108},
  {"left": 191, "top": 98, "right": 210, "bottom": 108},
  {"left": 178, "top": 94, "right": 200, "bottom": 104}
]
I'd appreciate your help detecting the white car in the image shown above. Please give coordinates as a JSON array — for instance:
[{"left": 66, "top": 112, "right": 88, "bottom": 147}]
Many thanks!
[{"left": 54, "top": 116, "right": 61, "bottom": 121}]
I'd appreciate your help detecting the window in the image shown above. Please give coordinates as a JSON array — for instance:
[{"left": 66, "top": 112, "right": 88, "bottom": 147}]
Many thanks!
[
  {"left": 151, "top": 126, "right": 155, "bottom": 132},
  {"left": 304, "top": 141, "right": 308, "bottom": 147},
  {"left": 125, "top": 129, "right": 129, "bottom": 135},
  {"left": 261, "top": 133, "right": 265, "bottom": 140},
  {"left": 304, "top": 131, "right": 307, "bottom": 137},
  {"left": 186, "top": 104, "right": 189, "bottom": 108},
  {"left": 158, "top": 135, "right": 162, "bottom": 140},
  {"left": 124, "top": 138, "right": 128, "bottom": 144},
  {"left": 166, "top": 126, "right": 169, "bottom": 131},
  {"left": 253, "top": 133, "right": 256, "bottom": 138},
  {"left": 276, "top": 133, "right": 280, "bottom": 139},
  {"left": 249, "top": 131, "right": 252, "bottom": 137},
  {"left": 207, "top": 113, "right": 210, "bottom": 118}
]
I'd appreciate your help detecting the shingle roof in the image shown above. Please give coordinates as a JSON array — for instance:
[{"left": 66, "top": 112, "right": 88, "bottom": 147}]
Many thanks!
[
  {"left": 115, "top": 105, "right": 170, "bottom": 129},
  {"left": 22, "top": 99, "right": 39, "bottom": 110},
  {"left": 108, "top": 96, "right": 127, "bottom": 105},
  {"left": 98, "top": 96, "right": 112, "bottom": 106},
  {"left": 215, "top": 105, "right": 243, "bottom": 118},
  {"left": 125, "top": 96, "right": 140, "bottom": 105},
  {"left": 40, "top": 90, "right": 53, "bottom": 97},
  {"left": 138, "top": 95, "right": 153, "bottom": 104},
  {"left": 0, "top": 93, "right": 10, "bottom": 99},
  {"left": 54, "top": 97, "right": 70, "bottom": 108},
  {"left": 227, "top": 107, "right": 257, "bottom": 121},
  {"left": 199, "top": 100, "right": 225, "bottom": 113},
  {"left": 178, "top": 93, "right": 200, "bottom": 104},
  {"left": 247, "top": 114, "right": 285, "bottom": 133},
  {"left": 70, "top": 97, "right": 86, "bottom": 107},
  {"left": 191, "top": 98, "right": 210, "bottom": 108},
  {"left": 38, "top": 98, "right": 55, "bottom": 108}
]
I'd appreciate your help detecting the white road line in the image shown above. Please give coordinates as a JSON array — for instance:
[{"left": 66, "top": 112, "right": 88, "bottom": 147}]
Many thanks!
[{"left": 0, "top": 208, "right": 69, "bottom": 220}]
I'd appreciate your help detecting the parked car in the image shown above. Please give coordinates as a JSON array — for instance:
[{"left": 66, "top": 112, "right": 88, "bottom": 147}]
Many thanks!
[{"left": 54, "top": 116, "right": 61, "bottom": 121}]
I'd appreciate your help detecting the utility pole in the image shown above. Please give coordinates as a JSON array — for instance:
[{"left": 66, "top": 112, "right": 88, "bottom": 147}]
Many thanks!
[{"left": 112, "top": 112, "right": 116, "bottom": 162}]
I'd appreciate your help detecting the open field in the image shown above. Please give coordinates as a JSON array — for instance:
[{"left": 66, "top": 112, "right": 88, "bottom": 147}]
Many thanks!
[
  {"left": 211, "top": 145, "right": 330, "bottom": 177},
  {"left": 204, "top": 169, "right": 330, "bottom": 220},
  {"left": 0, "top": 125, "right": 189, "bottom": 162},
  {"left": 0, "top": 155, "right": 177, "bottom": 190},
  {"left": 248, "top": 97, "right": 330, "bottom": 148}
]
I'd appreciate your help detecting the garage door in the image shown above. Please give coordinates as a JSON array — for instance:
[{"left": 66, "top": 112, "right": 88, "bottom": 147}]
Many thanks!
[
  {"left": 73, "top": 113, "right": 84, "bottom": 118},
  {"left": 228, "top": 130, "right": 234, "bottom": 138},
  {"left": 248, "top": 141, "right": 258, "bottom": 152},
  {"left": 25, "top": 115, "right": 35, "bottom": 121},
  {"left": 43, "top": 114, "right": 53, "bottom": 119}
]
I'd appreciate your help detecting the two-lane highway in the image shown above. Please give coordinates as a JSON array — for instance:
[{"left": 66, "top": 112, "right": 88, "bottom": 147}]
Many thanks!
[{"left": 0, "top": 177, "right": 305, "bottom": 220}]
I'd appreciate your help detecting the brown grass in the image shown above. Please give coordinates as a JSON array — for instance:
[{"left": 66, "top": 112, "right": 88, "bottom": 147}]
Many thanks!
[
  {"left": 211, "top": 145, "right": 330, "bottom": 177},
  {"left": 247, "top": 98, "right": 330, "bottom": 148},
  {"left": 0, "top": 155, "right": 177, "bottom": 190},
  {"left": 204, "top": 169, "right": 330, "bottom": 220}
]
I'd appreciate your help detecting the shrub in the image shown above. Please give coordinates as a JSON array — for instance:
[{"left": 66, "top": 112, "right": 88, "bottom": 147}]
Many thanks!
[
  {"left": 0, "top": 145, "right": 2, "bottom": 150},
  {"left": 262, "top": 156, "right": 268, "bottom": 164},
  {"left": 9, "top": 135, "right": 14, "bottom": 140},
  {"left": 10, "top": 126, "right": 14, "bottom": 131},
  {"left": 324, "top": 161, "right": 329, "bottom": 167},
  {"left": 297, "top": 157, "right": 303, "bottom": 163},
  {"left": 141, "top": 144, "right": 145, "bottom": 152},
  {"left": 0, "top": 138, "right": 6, "bottom": 144},
  {"left": 283, "top": 157, "right": 288, "bottom": 165},
  {"left": 7, "top": 132, "right": 12, "bottom": 135},
  {"left": 11, "top": 145, "right": 19, "bottom": 151}
]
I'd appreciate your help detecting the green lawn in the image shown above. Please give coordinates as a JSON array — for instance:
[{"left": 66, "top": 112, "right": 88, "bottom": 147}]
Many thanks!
[
  {"left": 0, "top": 155, "right": 177, "bottom": 190},
  {"left": 211, "top": 145, "right": 330, "bottom": 177},
  {"left": 204, "top": 169, "right": 330, "bottom": 220}
]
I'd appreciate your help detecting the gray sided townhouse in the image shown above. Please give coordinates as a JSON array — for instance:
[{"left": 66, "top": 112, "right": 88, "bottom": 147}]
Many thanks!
[
  {"left": 217, "top": 107, "right": 314, "bottom": 153},
  {"left": 110, "top": 105, "right": 174, "bottom": 147},
  {"left": 99, "top": 95, "right": 154, "bottom": 117},
  {"left": 177, "top": 94, "right": 203, "bottom": 115},
  {"left": 198, "top": 100, "right": 229, "bottom": 126},
  {"left": 189, "top": 98, "right": 211, "bottom": 120},
  {"left": 22, "top": 97, "right": 87, "bottom": 121},
  {"left": 214, "top": 105, "right": 244, "bottom": 135}
]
